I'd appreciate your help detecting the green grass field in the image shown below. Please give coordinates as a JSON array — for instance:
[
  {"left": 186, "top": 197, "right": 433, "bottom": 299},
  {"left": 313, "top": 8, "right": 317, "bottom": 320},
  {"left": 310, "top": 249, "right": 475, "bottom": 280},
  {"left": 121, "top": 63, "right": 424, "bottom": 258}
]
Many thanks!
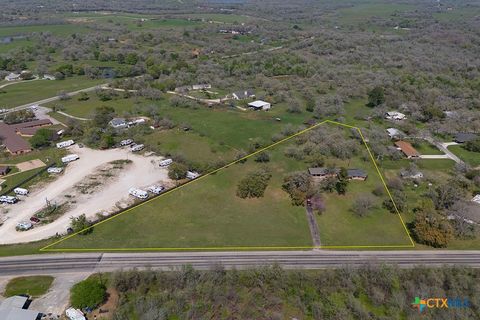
[
  {"left": 0, "top": 77, "right": 104, "bottom": 108},
  {"left": 4, "top": 276, "right": 54, "bottom": 298},
  {"left": 338, "top": 2, "right": 416, "bottom": 25},
  {"left": 46, "top": 92, "right": 139, "bottom": 119},
  {"left": 145, "top": 129, "right": 237, "bottom": 165},
  {"left": 448, "top": 145, "right": 480, "bottom": 167},
  {"left": 47, "top": 123, "right": 412, "bottom": 251},
  {"left": 0, "top": 24, "right": 90, "bottom": 37},
  {"left": 414, "top": 142, "right": 443, "bottom": 155},
  {"left": 0, "top": 39, "right": 34, "bottom": 54},
  {"left": 49, "top": 94, "right": 307, "bottom": 161}
]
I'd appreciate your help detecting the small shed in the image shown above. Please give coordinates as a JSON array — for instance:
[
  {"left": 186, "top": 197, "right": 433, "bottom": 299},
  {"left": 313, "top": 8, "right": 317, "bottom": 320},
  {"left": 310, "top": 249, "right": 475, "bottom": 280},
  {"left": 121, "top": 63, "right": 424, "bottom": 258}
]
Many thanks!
[{"left": 0, "top": 166, "right": 11, "bottom": 176}]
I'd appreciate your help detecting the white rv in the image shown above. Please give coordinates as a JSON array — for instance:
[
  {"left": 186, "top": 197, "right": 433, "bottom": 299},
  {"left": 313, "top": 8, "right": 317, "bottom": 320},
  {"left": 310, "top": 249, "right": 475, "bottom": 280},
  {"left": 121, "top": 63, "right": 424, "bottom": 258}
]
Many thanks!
[
  {"left": 56, "top": 140, "right": 75, "bottom": 149},
  {"left": 159, "top": 159, "right": 173, "bottom": 167},
  {"left": 66, "top": 307, "right": 86, "bottom": 320},
  {"left": 187, "top": 171, "right": 200, "bottom": 180},
  {"left": 147, "top": 185, "right": 165, "bottom": 195},
  {"left": 129, "top": 188, "right": 148, "bottom": 199},
  {"left": 120, "top": 139, "right": 133, "bottom": 146},
  {"left": 62, "top": 154, "right": 80, "bottom": 164},
  {"left": 130, "top": 144, "right": 144, "bottom": 152},
  {"left": 47, "top": 167, "right": 63, "bottom": 174},
  {"left": 0, "top": 195, "right": 18, "bottom": 204},
  {"left": 13, "top": 188, "right": 28, "bottom": 196}
]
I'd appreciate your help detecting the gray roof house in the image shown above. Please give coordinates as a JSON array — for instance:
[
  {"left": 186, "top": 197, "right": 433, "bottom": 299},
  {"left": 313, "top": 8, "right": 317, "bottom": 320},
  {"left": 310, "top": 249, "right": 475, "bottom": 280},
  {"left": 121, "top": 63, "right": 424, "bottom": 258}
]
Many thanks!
[
  {"left": 232, "top": 90, "right": 255, "bottom": 100},
  {"left": 109, "top": 118, "right": 128, "bottom": 129},
  {"left": 454, "top": 133, "right": 478, "bottom": 144},
  {"left": 0, "top": 296, "right": 41, "bottom": 320},
  {"left": 347, "top": 169, "right": 368, "bottom": 180},
  {"left": 308, "top": 167, "right": 340, "bottom": 178}
]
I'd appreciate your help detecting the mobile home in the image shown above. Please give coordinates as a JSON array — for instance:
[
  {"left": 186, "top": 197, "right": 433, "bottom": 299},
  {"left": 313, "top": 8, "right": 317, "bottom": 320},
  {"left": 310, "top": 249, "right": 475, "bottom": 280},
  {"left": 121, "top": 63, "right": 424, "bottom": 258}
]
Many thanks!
[
  {"left": 13, "top": 187, "right": 29, "bottom": 195},
  {"left": 62, "top": 154, "right": 80, "bottom": 163},
  {"left": 130, "top": 144, "right": 144, "bottom": 152},
  {"left": 187, "top": 171, "right": 200, "bottom": 179},
  {"left": 159, "top": 159, "right": 173, "bottom": 167},
  {"left": 129, "top": 188, "right": 148, "bottom": 199},
  {"left": 0, "top": 195, "right": 18, "bottom": 204},
  {"left": 56, "top": 140, "right": 75, "bottom": 149}
]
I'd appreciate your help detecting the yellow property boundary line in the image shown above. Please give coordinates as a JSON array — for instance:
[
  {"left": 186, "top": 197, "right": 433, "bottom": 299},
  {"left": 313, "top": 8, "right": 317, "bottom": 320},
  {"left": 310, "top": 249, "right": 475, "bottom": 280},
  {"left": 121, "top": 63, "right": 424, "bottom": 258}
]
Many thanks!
[{"left": 41, "top": 120, "right": 415, "bottom": 252}]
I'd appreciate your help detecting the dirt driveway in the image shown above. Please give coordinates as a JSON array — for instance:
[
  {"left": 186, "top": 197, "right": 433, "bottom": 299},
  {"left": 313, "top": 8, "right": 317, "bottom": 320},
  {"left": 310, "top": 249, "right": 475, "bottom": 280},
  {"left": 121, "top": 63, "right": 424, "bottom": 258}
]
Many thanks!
[{"left": 0, "top": 145, "right": 171, "bottom": 244}]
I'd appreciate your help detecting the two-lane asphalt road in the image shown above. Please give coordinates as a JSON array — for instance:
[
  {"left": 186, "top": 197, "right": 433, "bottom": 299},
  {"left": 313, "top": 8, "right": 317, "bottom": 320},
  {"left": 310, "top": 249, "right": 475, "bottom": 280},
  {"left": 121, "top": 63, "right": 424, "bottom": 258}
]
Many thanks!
[{"left": 0, "top": 251, "right": 479, "bottom": 276}]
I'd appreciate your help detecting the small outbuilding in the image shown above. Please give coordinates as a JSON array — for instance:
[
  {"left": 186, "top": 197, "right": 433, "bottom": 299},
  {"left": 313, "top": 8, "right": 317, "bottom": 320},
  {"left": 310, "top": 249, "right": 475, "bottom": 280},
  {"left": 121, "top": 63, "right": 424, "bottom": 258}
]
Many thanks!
[
  {"left": 0, "top": 166, "right": 11, "bottom": 176},
  {"left": 386, "top": 128, "right": 404, "bottom": 139},
  {"left": 385, "top": 111, "right": 406, "bottom": 121},
  {"left": 248, "top": 100, "right": 271, "bottom": 111}
]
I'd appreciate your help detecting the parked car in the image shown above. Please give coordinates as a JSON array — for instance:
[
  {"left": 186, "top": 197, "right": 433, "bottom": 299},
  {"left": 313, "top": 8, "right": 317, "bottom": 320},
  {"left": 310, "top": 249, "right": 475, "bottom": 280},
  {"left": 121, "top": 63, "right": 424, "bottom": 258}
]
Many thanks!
[{"left": 30, "top": 216, "right": 40, "bottom": 224}]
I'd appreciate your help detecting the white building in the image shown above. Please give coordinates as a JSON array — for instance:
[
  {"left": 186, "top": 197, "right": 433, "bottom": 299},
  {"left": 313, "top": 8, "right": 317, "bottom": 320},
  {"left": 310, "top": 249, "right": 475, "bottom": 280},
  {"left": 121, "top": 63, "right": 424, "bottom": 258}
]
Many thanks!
[
  {"left": 248, "top": 100, "right": 271, "bottom": 111},
  {"left": 385, "top": 111, "right": 406, "bottom": 121},
  {"left": 192, "top": 84, "right": 211, "bottom": 90},
  {"left": 66, "top": 307, "right": 86, "bottom": 320},
  {"left": 43, "top": 74, "right": 56, "bottom": 80},
  {"left": 4, "top": 72, "right": 21, "bottom": 81}
]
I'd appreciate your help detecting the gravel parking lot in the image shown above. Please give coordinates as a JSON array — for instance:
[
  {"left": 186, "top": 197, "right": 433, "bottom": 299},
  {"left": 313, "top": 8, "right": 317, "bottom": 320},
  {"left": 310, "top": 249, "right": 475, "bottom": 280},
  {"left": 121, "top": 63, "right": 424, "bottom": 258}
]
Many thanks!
[{"left": 0, "top": 145, "right": 171, "bottom": 244}]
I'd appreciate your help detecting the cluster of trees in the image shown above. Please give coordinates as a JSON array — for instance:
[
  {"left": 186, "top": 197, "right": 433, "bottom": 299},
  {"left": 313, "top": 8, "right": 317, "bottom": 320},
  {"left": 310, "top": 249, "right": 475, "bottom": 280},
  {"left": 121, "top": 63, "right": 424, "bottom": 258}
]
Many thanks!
[
  {"left": 465, "top": 138, "right": 480, "bottom": 153},
  {"left": 30, "top": 128, "right": 58, "bottom": 148},
  {"left": 108, "top": 265, "right": 480, "bottom": 319},
  {"left": 3, "top": 109, "right": 35, "bottom": 124},
  {"left": 236, "top": 168, "right": 272, "bottom": 199},
  {"left": 285, "top": 127, "right": 360, "bottom": 162},
  {"left": 70, "top": 214, "right": 92, "bottom": 235}
]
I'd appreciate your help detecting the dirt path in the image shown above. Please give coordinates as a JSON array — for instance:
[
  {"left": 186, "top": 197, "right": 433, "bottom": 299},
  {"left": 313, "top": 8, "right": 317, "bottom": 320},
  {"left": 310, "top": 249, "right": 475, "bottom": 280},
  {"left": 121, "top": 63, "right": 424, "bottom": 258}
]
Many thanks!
[
  {"left": 305, "top": 205, "right": 321, "bottom": 247},
  {"left": 0, "top": 145, "right": 171, "bottom": 244}
]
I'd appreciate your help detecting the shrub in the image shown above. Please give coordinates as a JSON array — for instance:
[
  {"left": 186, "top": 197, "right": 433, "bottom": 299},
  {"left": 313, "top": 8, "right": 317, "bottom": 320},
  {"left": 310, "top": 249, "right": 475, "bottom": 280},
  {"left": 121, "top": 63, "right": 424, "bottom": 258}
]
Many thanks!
[
  {"left": 70, "top": 278, "right": 106, "bottom": 309},
  {"left": 168, "top": 163, "right": 188, "bottom": 180},
  {"left": 237, "top": 168, "right": 272, "bottom": 199}
]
